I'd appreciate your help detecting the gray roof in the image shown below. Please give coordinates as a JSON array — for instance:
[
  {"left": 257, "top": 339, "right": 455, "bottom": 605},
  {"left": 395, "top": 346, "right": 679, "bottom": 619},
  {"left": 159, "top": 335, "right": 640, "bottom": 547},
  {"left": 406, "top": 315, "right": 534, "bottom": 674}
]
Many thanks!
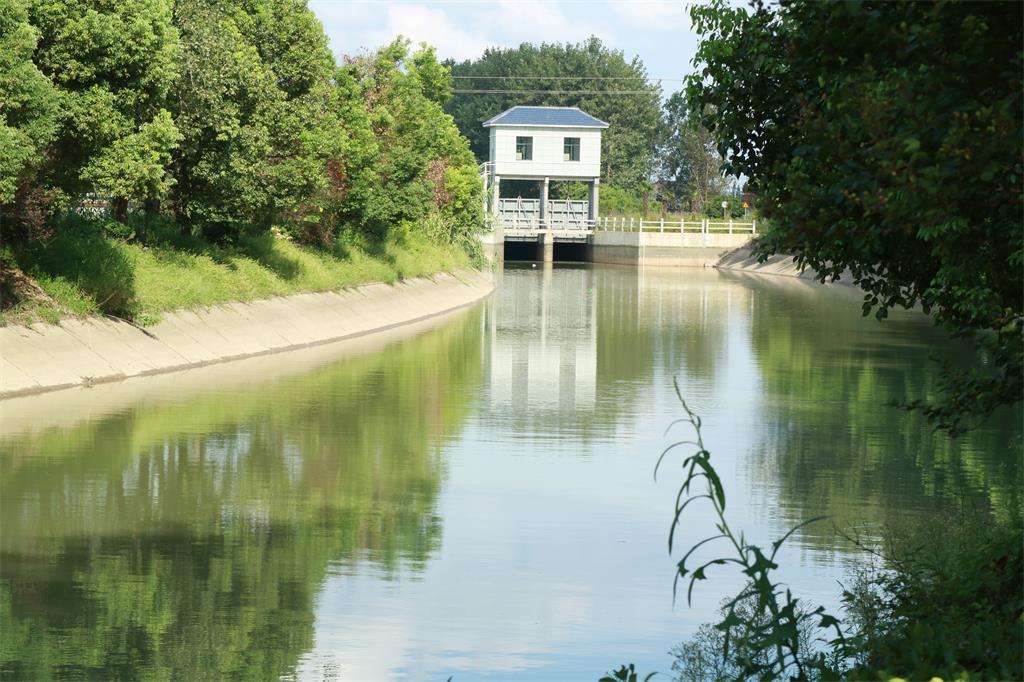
[{"left": 482, "top": 106, "right": 609, "bottom": 129}]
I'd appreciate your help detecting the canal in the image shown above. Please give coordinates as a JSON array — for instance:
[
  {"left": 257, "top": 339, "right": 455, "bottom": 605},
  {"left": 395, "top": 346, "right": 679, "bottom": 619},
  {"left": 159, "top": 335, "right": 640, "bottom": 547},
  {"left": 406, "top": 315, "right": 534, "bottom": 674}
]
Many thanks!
[{"left": 1, "top": 264, "right": 1019, "bottom": 679}]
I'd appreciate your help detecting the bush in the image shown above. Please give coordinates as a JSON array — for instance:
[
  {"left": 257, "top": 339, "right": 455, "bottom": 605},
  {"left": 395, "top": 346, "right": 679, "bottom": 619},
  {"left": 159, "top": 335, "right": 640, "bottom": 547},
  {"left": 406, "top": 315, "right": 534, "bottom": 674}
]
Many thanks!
[
  {"left": 704, "top": 194, "right": 745, "bottom": 219},
  {"left": 842, "top": 518, "right": 1023, "bottom": 681},
  {"left": 17, "top": 214, "right": 138, "bottom": 317}
]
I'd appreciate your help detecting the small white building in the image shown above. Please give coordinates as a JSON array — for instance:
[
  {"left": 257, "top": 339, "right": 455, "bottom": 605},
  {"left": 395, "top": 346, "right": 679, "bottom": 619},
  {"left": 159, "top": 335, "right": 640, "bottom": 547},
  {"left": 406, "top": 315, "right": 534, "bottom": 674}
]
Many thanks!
[{"left": 482, "top": 106, "right": 609, "bottom": 230}]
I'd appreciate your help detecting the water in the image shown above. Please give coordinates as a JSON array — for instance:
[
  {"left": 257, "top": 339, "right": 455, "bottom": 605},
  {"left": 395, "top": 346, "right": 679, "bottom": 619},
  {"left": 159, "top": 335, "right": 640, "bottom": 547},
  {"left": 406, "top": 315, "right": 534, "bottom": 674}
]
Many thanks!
[{"left": 1, "top": 264, "right": 1019, "bottom": 680}]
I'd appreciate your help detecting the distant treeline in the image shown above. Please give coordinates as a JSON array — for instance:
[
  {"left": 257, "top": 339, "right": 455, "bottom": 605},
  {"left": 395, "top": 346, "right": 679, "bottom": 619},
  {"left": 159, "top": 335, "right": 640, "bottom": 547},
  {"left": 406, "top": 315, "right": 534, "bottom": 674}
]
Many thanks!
[
  {"left": 1, "top": 0, "right": 482, "bottom": 252},
  {"left": 445, "top": 37, "right": 732, "bottom": 214}
]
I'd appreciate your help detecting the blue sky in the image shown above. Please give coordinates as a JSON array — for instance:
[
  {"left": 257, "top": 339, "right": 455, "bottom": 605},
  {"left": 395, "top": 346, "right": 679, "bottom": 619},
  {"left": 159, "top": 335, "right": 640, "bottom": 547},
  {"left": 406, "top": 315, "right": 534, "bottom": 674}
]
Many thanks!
[{"left": 308, "top": 1, "right": 702, "bottom": 96}]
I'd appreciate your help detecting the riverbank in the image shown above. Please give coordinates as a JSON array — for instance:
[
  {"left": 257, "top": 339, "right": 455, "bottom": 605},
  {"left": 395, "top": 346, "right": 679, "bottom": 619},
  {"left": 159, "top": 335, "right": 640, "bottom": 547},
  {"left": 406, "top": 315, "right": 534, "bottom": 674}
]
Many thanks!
[
  {"left": 0, "top": 269, "right": 493, "bottom": 399},
  {"left": 714, "top": 244, "right": 855, "bottom": 283},
  {"left": 2, "top": 216, "right": 475, "bottom": 327}
]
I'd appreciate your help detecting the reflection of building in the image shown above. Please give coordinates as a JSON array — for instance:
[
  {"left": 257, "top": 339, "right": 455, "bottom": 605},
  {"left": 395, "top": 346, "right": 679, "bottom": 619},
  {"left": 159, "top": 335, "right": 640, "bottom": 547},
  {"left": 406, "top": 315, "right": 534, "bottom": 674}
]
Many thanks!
[{"left": 484, "top": 265, "right": 597, "bottom": 417}]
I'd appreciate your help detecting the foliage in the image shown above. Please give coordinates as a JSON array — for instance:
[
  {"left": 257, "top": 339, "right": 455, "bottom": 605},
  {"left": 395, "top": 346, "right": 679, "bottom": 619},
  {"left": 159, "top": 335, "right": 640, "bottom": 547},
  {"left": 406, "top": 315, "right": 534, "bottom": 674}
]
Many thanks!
[
  {"left": 659, "top": 387, "right": 846, "bottom": 680},
  {"left": 841, "top": 517, "right": 1023, "bottom": 681},
  {"left": 658, "top": 92, "right": 724, "bottom": 214},
  {"left": 169, "top": 0, "right": 327, "bottom": 239},
  {"left": 658, "top": 395, "right": 1021, "bottom": 681},
  {"left": 599, "top": 663, "right": 657, "bottom": 682},
  {"left": 3, "top": 0, "right": 483, "bottom": 276},
  {"left": 0, "top": 0, "right": 59, "bottom": 207},
  {"left": 670, "top": 594, "right": 821, "bottom": 681},
  {"left": 686, "top": 0, "right": 1023, "bottom": 433},
  {"left": 342, "top": 39, "right": 483, "bottom": 251},
  {"left": 9, "top": 213, "right": 470, "bottom": 325},
  {"left": 28, "top": 0, "right": 181, "bottom": 210},
  {"left": 446, "top": 37, "right": 662, "bottom": 192},
  {"left": 16, "top": 214, "right": 139, "bottom": 317},
  {"left": 704, "top": 194, "right": 745, "bottom": 220}
]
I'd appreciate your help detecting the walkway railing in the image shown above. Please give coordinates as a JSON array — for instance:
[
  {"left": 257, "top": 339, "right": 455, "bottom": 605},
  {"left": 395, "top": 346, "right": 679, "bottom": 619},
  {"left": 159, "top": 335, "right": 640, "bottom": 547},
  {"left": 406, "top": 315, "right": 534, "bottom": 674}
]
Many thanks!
[
  {"left": 499, "top": 217, "right": 597, "bottom": 231},
  {"left": 595, "top": 216, "right": 756, "bottom": 234}
]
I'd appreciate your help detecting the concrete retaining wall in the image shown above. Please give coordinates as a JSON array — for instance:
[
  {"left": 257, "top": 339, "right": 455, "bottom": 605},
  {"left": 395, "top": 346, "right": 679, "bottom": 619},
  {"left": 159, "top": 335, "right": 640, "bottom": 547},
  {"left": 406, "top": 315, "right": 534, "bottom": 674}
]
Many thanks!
[
  {"left": 715, "top": 245, "right": 854, "bottom": 284},
  {"left": 0, "top": 270, "right": 494, "bottom": 399},
  {"left": 591, "top": 231, "right": 753, "bottom": 267}
]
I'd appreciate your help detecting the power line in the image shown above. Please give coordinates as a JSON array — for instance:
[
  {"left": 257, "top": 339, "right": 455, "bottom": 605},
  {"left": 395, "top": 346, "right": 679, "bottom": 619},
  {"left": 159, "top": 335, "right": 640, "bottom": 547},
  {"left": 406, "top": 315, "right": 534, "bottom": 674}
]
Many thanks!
[
  {"left": 452, "top": 76, "right": 683, "bottom": 81},
  {"left": 453, "top": 89, "right": 656, "bottom": 94}
]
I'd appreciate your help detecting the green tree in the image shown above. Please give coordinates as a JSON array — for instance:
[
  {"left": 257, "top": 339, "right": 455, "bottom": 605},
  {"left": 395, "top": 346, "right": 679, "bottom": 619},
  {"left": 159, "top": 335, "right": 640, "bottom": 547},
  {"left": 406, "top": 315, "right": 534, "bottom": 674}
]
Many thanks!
[
  {"left": 29, "top": 0, "right": 180, "bottom": 221},
  {"left": 657, "top": 92, "right": 724, "bottom": 213},
  {"left": 0, "top": 0, "right": 59, "bottom": 227},
  {"left": 446, "top": 37, "right": 662, "bottom": 193},
  {"left": 345, "top": 39, "right": 482, "bottom": 249},
  {"left": 169, "top": 0, "right": 294, "bottom": 239},
  {"left": 687, "top": 0, "right": 1023, "bottom": 432}
]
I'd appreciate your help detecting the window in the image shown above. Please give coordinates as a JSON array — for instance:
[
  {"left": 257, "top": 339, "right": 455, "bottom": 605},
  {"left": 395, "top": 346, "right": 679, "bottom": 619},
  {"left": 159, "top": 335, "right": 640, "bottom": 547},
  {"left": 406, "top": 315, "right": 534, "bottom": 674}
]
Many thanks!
[
  {"left": 564, "top": 137, "right": 580, "bottom": 162},
  {"left": 515, "top": 136, "right": 533, "bottom": 161}
]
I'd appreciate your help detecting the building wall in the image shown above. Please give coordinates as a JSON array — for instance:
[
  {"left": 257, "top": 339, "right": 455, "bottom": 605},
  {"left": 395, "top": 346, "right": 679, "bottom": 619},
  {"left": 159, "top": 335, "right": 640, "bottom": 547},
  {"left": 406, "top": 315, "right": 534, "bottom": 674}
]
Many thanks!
[{"left": 490, "top": 126, "right": 601, "bottom": 179}]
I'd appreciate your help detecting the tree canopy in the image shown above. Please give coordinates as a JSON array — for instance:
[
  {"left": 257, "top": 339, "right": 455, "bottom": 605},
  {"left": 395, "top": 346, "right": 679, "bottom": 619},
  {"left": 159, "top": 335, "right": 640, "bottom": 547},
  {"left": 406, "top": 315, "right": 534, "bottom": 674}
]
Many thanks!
[
  {"left": 657, "top": 92, "right": 724, "bottom": 213},
  {"left": 687, "top": 0, "right": 1023, "bottom": 432},
  {"left": 445, "top": 37, "right": 662, "bottom": 193},
  {"left": 1, "top": 1, "right": 483, "bottom": 257}
]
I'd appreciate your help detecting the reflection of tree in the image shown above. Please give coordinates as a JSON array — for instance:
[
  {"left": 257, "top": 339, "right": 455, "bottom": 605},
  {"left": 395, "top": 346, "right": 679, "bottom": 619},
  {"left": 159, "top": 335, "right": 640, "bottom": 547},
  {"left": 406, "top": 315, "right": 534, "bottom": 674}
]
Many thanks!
[
  {"left": 739, "top": 274, "right": 1022, "bottom": 536},
  {"left": 0, "top": 310, "right": 483, "bottom": 679}
]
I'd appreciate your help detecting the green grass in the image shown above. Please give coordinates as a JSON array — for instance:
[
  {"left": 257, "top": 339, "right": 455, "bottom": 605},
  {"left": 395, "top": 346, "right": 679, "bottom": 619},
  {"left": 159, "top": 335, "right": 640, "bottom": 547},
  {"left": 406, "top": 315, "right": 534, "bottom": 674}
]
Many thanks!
[{"left": 3, "top": 216, "right": 473, "bottom": 327}]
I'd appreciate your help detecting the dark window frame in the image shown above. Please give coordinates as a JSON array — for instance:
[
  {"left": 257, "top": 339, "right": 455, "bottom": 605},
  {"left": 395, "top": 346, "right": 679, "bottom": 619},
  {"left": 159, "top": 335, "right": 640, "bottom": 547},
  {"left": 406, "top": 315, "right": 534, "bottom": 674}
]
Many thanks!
[
  {"left": 516, "top": 136, "right": 533, "bottom": 161},
  {"left": 564, "top": 137, "right": 581, "bottom": 162}
]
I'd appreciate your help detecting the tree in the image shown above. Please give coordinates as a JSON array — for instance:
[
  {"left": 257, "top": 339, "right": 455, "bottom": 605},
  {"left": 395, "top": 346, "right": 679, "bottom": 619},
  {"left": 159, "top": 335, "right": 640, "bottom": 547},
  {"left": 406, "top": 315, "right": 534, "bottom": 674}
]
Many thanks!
[
  {"left": 29, "top": 0, "right": 180, "bottom": 221},
  {"left": 657, "top": 92, "right": 724, "bottom": 213},
  {"left": 344, "top": 39, "right": 482, "bottom": 248},
  {"left": 445, "top": 37, "right": 662, "bottom": 193},
  {"left": 687, "top": 0, "right": 1023, "bottom": 432},
  {"left": 169, "top": 0, "right": 272, "bottom": 237},
  {"left": 0, "top": 0, "right": 60, "bottom": 228}
]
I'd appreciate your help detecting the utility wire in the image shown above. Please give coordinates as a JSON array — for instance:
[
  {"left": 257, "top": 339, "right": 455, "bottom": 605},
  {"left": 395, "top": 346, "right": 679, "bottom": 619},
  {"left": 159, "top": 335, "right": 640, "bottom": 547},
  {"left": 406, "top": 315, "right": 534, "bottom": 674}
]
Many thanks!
[
  {"left": 452, "top": 76, "right": 683, "bottom": 81},
  {"left": 453, "top": 89, "right": 655, "bottom": 94}
]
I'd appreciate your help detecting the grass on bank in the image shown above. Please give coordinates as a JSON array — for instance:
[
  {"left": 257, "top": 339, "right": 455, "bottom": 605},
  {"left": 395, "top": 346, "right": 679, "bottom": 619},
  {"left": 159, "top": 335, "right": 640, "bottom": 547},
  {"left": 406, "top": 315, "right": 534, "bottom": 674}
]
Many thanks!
[{"left": 1, "top": 215, "right": 473, "bottom": 327}]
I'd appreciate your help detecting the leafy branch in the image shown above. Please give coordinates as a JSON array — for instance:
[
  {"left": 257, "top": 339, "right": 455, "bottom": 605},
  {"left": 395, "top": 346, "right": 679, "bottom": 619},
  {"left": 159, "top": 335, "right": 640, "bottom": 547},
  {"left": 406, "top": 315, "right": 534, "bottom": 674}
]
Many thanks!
[{"left": 663, "top": 379, "right": 848, "bottom": 680}]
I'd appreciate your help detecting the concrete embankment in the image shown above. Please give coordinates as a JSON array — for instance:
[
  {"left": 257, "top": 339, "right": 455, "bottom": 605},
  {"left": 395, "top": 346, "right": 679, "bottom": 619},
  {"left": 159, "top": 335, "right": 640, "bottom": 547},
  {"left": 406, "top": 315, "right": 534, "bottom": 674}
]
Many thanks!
[
  {"left": 591, "top": 231, "right": 753, "bottom": 267},
  {"left": 0, "top": 270, "right": 493, "bottom": 399},
  {"left": 715, "top": 244, "right": 855, "bottom": 285}
]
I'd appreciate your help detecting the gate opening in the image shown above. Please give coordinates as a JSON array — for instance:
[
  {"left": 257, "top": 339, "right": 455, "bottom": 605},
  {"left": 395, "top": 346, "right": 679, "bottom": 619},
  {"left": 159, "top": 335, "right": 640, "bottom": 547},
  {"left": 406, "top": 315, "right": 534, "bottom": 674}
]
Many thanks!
[
  {"left": 552, "top": 241, "right": 591, "bottom": 262},
  {"left": 503, "top": 240, "right": 542, "bottom": 261}
]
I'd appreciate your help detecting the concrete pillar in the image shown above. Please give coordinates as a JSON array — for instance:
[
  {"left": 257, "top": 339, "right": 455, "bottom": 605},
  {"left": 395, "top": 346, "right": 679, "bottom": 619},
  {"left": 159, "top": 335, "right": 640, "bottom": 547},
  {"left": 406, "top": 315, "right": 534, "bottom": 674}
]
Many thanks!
[
  {"left": 540, "top": 177, "right": 550, "bottom": 229},
  {"left": 491, "top": 175, "right": 501, "bottom": 224},
  {"left": 541, "top": 232, "right": 554, "bottom": 262},
  {"left": 588, "top": 178, "right": 600, "bottom": 224}
]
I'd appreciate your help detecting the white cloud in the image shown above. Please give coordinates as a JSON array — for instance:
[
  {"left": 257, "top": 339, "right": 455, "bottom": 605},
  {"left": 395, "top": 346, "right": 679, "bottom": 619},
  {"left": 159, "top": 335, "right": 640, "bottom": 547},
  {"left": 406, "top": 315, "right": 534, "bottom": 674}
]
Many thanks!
[
  {"left": 610, "top": 0, "right": 692, "bottom": 31},
  {"left": 368, "top": 4, "right": 491, "bottom": 61},
  {"left": 492, "top": 0, "right": 612, "bottom": 46}
]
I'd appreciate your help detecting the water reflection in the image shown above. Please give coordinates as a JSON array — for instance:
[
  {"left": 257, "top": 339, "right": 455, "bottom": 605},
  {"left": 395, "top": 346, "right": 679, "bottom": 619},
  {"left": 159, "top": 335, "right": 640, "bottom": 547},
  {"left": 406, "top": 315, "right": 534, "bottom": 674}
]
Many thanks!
[
  {"left": 0, "top": 265, "right": 1019, "bottom": 679},
  {"left": 0, "top": 311, "right": 483, "bottom": 679}
]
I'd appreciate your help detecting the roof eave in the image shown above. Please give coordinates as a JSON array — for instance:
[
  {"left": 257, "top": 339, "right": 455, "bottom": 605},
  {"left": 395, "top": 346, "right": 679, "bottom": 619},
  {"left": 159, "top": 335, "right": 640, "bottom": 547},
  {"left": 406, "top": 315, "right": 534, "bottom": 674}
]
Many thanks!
[{"left": 482, "top": 122, "right": 610, "bottom": 129}]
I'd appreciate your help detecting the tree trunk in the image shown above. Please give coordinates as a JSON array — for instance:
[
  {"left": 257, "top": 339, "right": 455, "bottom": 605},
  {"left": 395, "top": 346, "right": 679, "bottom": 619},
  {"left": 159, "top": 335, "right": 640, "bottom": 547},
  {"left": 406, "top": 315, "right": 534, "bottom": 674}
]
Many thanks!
[
  {"left": 143, "top": 198, "right": 160, "bottom": 215},
  {"left": 111, "top": 197, "right": 129, "bottom": 223}
]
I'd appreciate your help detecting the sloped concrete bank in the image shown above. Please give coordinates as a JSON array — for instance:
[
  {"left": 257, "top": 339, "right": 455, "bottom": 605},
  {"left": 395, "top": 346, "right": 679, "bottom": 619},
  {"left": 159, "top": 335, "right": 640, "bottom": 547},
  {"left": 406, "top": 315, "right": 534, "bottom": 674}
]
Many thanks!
[
  {"left": 0, "top": 270, "right": 493, "bottom": 399},
  {"left": 715, "top": 244, "right": 855, "bottom": 285}
]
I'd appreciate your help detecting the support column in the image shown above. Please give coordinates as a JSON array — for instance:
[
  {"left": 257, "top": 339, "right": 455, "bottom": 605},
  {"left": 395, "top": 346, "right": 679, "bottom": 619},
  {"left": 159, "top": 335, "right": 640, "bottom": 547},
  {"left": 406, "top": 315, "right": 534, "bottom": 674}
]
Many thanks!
[
  {"left": 541, "top": 232, "right": 554, "bottom": 262},
  {"left": 540, "top": 177, "right": 550, "bottom": 229},
  {"left": 588, "top": 178, "right": 600, "bottom": 224},
  {"left": 491, "top": 175, "right": 501, "bottom": 223}
]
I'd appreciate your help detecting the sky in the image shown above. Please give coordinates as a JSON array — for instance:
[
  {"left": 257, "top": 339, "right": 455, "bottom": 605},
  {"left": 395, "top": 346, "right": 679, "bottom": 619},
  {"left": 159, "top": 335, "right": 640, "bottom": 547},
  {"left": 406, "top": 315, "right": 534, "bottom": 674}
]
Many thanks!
[{"left": 307, "top": 0, "right": 703, "bottom": 96}]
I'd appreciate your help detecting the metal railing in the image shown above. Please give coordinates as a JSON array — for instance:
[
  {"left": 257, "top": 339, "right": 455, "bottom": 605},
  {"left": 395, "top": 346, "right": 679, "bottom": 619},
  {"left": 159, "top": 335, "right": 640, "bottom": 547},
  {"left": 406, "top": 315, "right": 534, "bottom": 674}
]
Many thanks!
[
  {"left": 499, "top": 217, "right": 598, "bottom": 231},
  {"left": 594, "top": 216, "right": 756, "bottom": 234}
]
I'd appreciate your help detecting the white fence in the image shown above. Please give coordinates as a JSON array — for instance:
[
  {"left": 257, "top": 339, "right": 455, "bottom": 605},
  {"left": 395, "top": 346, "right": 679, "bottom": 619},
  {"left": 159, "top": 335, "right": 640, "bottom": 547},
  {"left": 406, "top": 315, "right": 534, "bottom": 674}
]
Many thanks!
[{"left": 596, "top": 216, "right": 756, "bottom": 235}]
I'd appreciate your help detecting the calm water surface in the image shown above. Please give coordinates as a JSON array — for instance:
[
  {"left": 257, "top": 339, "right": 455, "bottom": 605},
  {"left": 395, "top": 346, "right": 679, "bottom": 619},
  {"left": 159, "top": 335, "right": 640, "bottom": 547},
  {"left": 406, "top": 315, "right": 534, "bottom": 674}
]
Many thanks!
[{"left": 1, "top": 264, "right": 1019, "bottom": 680}]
